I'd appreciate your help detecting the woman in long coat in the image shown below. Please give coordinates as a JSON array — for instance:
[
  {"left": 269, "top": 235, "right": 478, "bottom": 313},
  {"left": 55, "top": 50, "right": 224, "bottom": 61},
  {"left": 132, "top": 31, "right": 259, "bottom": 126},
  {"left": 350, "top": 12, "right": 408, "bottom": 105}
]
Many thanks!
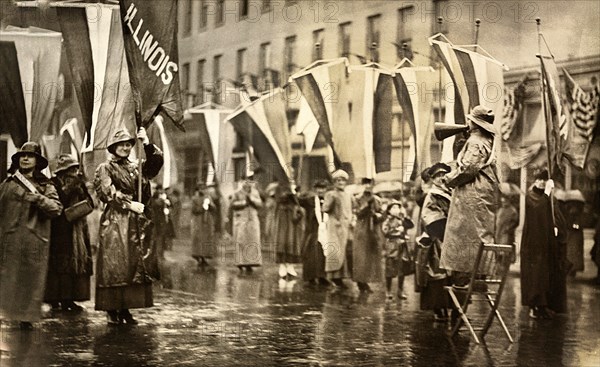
[
  {"left": 441, "top": 106, "right": 499, "bottom": 280},
  {"left": 230, "top": 176, "right": 263, "bottom": 272},
  {"left": 274, "top": 183, "right": 305, "bottom": 278},
  {"left": 191, "top": 183, "right": 219, "bottom": 267},
  {"left": 299, "top": 180, "right": 329, "bottom": 284},
  {"left": 0, "top": 142, "right": 62, "bottom": 329},
  {"left": 45, "top": 155, "right": 94, "bottom": 311},
  {"left": 94, "top": 128, "right": 163, "bottom": 325},
  {"left": 352, "top": 178, "right": 384, "bottom": 293}
]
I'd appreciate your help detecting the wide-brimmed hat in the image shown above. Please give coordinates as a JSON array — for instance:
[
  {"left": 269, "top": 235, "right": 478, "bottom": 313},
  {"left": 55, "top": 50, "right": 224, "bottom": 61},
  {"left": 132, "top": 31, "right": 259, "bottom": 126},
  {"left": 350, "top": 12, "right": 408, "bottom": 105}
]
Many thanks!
[
  {"left": 466, "top": 105, "right": 496, "bottom": 134},
  {"left": 386, "top": 199, "right": 406, "bottom": 215},
  {"left": 11, "top": 141, "right": 48, "bottom": 170},
  {"left": 54, "top": 154, "right": 79, "bottom": 174},
  {"left": 428, "top": 162, "right": 451, "bottom": 178},
  {"left": 107, "top": 129, "right": 136, "bottom": 154}
]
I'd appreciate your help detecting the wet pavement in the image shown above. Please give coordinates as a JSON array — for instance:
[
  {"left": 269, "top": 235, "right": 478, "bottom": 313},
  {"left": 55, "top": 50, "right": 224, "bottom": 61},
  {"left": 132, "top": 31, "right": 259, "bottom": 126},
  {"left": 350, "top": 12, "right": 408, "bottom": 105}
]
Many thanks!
[{"left": 1, "top": 231, "right": 599, "bottom": 366}]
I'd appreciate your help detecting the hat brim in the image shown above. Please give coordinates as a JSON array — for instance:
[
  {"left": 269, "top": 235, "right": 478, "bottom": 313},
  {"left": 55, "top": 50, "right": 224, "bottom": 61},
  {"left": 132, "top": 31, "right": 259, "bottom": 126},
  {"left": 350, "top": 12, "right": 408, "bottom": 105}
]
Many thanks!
[
  {"left": 11, "top": 151, "right": 48, "bottom": 170},
  {"left": 467, "top": 115, "right": 497, "bottom": 134},
  {"left": 55, "top": 161, "right": 80, "bottom": 174},
  {"left": 107, "top": 139, "right": 136, "bottom": 154}
]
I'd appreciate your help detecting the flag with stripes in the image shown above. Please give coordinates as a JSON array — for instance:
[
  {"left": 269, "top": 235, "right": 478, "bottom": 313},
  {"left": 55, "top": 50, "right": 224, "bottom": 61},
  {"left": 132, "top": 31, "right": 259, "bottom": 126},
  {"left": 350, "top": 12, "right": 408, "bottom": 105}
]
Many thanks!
[
  {"left": 147, "top": 116, "right": 177, "bottom": 188},
  {"left": 563, "top": 68, "right": 600, "bottom": 169},
  {"left": 501, "top": 76, "right": 528, "bottom": 142},
  {"left": 185, "top": 106, "right": 235, "bottom": 184},
  {"left": 226, "top": 89, "right": 292, "bottom": 183},
  {"left": 0, "top": 26, "right": 62, "bottom": 145},
  {"left": 539, "top": 55, "right": 568, "bottom": 174},
  {"left": 393, "top": 61, "right": 437, "bottom": 180},
  {"left": 347, "top": 63, "right": 395, "bottom": 179},
  {"left": 294, "top": 96, "right": 320, "bottom": 153},
  {"left": 289, "top": 58, "right": 350, "bottom": 168},
  {"left": 428, "top": 34, "right": 506, "bottom": 128},
  {"left": 57, "top": 7, "right": 95, "bottom": 146}
]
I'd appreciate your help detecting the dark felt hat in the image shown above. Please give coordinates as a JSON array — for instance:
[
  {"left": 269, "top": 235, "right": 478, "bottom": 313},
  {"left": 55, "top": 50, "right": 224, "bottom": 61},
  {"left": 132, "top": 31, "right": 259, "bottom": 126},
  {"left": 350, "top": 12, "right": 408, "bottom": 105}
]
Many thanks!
[
  {"left": 466, "top": 105, "right": 496, "bottom": 134},
  {"left": 11, "top": 141, "right": 48, "bottom": 170},
  {"left": 428, "top": 162, "right": 451, "bottom": 178},
  {"left": 54, "top": 154, "right": 79, "bottom": 174}
]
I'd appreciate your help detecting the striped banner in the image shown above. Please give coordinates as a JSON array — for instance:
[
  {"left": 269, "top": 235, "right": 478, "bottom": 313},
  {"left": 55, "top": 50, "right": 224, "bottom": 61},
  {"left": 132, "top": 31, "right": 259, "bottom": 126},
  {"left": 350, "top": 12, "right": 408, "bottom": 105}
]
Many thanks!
[
  {"left": 429, "top": 34, "right": 506, "bottom": 128},
  {"left": 563, "top": 68, "right": 599, "bottom": 169},
  {"left": 294, "top": 96, "right": 320, "bottom": 153},
  {"left": 539, "top": 55, "right": 568, "bottom": 174},
  {"left": 348, "top": 63, "right": 395, "bottom": 178},
  {"left": 289, "top": 58, "right": 350, "bottom": 168},
  {"left": 147, "top": 116, "right": 177, "bottom": 188},
  {"left": 185, "top": 106, "right": 235, "bottom": 184},
  {"left": 393, "top": 61, "right": 436, "bottom": 180},
  {"left": 226, "top": 89, "right": 292, "bottom": 183}
]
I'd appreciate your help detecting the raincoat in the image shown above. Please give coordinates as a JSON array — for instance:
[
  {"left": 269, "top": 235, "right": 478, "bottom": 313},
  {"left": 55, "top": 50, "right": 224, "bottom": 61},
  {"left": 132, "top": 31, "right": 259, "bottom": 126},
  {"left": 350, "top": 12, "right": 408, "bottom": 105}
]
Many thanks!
[
  {"left": 441, "top": 130, "right": 499, "bottom": 273},
  {"left": 352, "top": 193, "right": 384, "bottom": 283},
  {"left": 0, "top": 173, "right": 62, "bottom": 321},
  {"left": 230, "top": 186, "right": 263, "bottom": 266},
  {"left": 273, "top": 187, "right": 305, "bottom": 263},
  {"left": 322, "top": 188, "right": 352, "bottom": 276},
  {"left": 44, "top": 174, "right": 94, "bottom": 303},
  {"left": 191, "top": 190, "right": 219, "bottom": 259},
  {"left": 93, "top": 144, "right": 163, "bottom": 311}
]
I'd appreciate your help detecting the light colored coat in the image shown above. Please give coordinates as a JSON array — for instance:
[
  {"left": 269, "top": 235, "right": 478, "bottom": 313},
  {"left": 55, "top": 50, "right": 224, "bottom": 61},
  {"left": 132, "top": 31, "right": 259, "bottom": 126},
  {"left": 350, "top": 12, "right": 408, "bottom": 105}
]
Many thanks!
[
  {"left": 231, "top": 187, "right": 263, "bottom": 266},
  {"left": 441, "top": 131, "right": 499, "bottom": 273},
  {"left": 321, "top": 188, "right": 352, "bottom": 273}
]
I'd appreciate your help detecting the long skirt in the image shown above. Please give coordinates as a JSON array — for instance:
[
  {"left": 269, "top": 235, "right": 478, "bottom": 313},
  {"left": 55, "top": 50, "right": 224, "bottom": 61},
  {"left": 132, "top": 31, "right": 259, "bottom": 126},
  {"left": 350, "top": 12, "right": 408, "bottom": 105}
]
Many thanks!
[
  {"left": 0, "top": 230, "right": 50, "bottom": 322},
  {"left": 95, "top": 283, "right": 153, "bottom": 311},
  {"left": 302, "top": 234, "right": 327, "bottom": 281},
  {"left": 420, "top": 278, "right": 451, "bottom": 310},
  {"left": 45, "top": 273, "right": 91, "bottom": 303}
]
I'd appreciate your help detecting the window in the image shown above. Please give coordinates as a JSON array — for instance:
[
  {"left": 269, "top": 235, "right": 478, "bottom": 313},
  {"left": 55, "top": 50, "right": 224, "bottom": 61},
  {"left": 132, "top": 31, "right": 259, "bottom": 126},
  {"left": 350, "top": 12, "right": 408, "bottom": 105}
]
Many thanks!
[
  {"left": 236, "top": 48, "right": 247, "bottom": 81},
  {"left": 283, "top": 35, "right": 296, "bottom": 81},
  {"left": 262, "top": 0, "right": 271, "bottom": 12},
  {"left": 397, "top": 6, "right": 414, "bottom": 61},
  {"left": 338, "top": 22, "right": 351, "bottom": 58},
  {"left": 433, "top": 0, "right": 449, "bottom": 34},
  {"left": 240, "top": 0, "right": 249, "bottom": 18},
  {"left": 312, "top": 28, "right": 325, "bottom": 61},
  {"left": 216, "top": 0, "right": 225, "bottom": 26},
  {"left": 259, "top": 42, "right": 271, "bottom": 77},
  {"left": 213, "top": 55, "right": 222, "bottom": 102},
  {"left": 366, "top": 14, "right": 381, "bottom": 62},
  {"left": 182, "top": 0, "right": 192, "bottom": 36},
  {"left": 199, "top": 0, "right": 208, "bottom": 30},
  {"left": 196, "top": 59, "right": 206, "bottom": 104},
  {"left": 181, "top": 62, "right": 190, "bottom": 93}
]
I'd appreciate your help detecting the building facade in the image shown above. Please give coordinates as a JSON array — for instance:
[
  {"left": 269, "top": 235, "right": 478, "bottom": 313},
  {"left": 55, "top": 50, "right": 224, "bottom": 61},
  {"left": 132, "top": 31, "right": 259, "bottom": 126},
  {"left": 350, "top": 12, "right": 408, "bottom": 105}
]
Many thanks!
[{"left": 172, "top": 0, "right": 599, "bottom": 201}]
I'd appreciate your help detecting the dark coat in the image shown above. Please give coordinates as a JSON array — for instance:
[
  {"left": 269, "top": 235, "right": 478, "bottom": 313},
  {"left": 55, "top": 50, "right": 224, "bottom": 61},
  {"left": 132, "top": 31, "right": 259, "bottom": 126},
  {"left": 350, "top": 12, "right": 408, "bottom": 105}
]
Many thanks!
[
  {"left": 352, "top": 193, "right": 384, "bottom": 283},
  {"left": 0, "top": 172, "right": 62, "bottom": 321},
  {"left": 299, "top": 193, "right": 326, "bottom": 280},
  {"left": 274, "top": 188, "right": 305, "bottom": 263},
  {"left": 520, "top": 187, "right": 569, "bottom": 312},
  {"left": 45, "top": 174, "right": 94, "bottom": 302},
  {"left": 191, "top": 191, "right": 218, "bottom": 258},
  {"left": 94, "top": 144, "right": 163, "bottom": 289}
]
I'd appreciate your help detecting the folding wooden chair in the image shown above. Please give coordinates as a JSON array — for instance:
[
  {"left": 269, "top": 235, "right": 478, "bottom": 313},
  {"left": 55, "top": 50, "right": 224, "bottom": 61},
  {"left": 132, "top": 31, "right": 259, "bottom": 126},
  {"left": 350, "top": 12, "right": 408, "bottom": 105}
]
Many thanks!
[{"left": 445, "top": 243, "right": 514, "bottom": 344}]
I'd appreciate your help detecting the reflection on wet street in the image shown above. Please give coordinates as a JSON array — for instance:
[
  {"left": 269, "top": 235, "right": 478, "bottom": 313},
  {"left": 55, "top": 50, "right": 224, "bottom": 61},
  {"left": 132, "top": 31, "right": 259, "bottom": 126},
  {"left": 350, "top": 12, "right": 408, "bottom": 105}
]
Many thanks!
[{"left": 1, "top": 235, "right": 599, "bottom": 366}]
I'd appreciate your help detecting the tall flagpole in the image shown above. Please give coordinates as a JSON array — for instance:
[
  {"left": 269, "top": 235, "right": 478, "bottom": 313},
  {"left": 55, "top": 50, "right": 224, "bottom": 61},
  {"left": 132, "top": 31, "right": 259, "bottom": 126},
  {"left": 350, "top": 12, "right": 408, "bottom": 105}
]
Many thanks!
[{"left": 536, "top": 17, "right": 556, "bottom": 228}]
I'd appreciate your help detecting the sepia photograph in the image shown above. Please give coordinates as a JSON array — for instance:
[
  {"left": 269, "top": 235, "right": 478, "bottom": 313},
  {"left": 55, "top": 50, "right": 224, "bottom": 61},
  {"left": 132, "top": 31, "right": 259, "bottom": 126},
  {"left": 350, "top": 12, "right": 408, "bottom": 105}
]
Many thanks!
[{"left": 0, "top": 0, "right": 599, "bottom": 365}]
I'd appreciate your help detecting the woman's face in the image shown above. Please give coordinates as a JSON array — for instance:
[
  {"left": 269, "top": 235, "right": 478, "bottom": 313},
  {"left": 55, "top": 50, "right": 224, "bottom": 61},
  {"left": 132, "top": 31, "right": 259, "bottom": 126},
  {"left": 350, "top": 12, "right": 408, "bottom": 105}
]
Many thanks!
[
  {"left": 19, "top": 153, "right": 37, "bottom": 172},
  {"left": 334, "top": 178, "right": 347, "bottom": 190},
  {"left": 114, "top": 141, "right": 133, "bottom": 158}
]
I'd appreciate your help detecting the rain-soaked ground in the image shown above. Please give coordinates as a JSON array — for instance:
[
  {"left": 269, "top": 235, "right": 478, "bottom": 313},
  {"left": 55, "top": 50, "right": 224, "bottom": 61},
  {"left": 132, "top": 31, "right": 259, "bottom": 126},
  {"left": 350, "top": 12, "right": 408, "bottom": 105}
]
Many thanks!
[{"left": 1, "top": 231, "right": 599, "bottom": 367}]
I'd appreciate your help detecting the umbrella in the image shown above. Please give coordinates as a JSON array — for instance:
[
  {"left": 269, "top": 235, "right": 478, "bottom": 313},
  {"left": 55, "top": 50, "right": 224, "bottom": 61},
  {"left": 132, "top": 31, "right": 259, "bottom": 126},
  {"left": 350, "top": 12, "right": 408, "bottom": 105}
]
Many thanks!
[{"left": 499, "top": 182, "right": 523, "bottom": 196}]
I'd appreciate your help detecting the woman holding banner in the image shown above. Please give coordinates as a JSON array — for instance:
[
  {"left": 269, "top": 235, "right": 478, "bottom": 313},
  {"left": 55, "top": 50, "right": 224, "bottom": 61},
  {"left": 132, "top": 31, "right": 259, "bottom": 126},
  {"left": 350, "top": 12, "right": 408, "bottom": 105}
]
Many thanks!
[{"left": 94, "top": 128, "right": 163, "bottom": 325}]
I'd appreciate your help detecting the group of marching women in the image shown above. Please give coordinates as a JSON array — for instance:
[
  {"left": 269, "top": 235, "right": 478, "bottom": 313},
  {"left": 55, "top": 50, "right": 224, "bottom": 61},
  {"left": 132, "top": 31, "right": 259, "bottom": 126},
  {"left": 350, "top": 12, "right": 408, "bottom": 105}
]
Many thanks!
[{"left": 0, "top": 127, "right": 163, "bottom": 329}]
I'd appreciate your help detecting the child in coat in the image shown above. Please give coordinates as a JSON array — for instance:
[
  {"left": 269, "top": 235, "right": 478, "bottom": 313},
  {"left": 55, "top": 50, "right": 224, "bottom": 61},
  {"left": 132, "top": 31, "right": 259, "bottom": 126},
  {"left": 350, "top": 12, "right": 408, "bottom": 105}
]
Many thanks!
[{"left": 381, "top": 201, "right": 415, "bottom": 300}]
